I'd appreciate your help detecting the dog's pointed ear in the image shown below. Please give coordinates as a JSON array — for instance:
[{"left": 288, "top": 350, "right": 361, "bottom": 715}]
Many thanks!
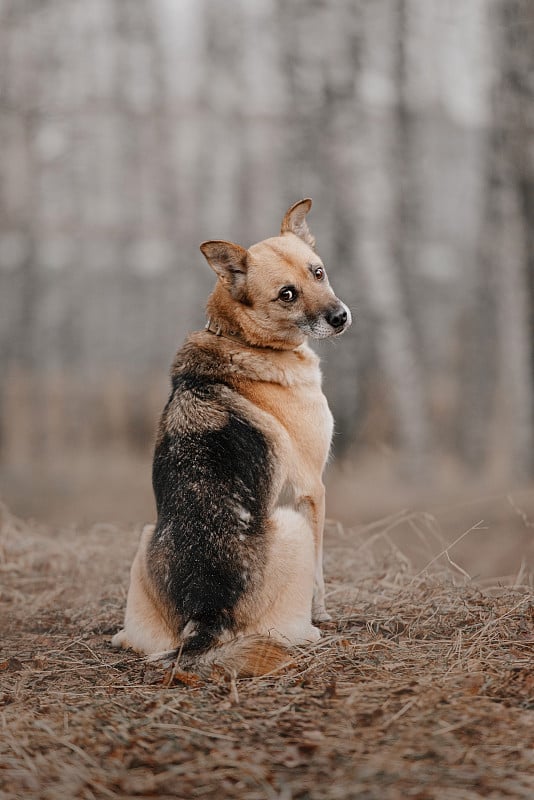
[
  {"left": 200, "top": 240, "right": 249, "bottom": 301},
  {"left": 280, "top": 198, "right": 315, "bottom": 249}
]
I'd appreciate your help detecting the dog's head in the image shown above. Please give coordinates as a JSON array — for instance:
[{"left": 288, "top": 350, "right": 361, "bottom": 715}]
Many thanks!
[{"left": 200, "top": 199, "right": 352, "bottom": 348}]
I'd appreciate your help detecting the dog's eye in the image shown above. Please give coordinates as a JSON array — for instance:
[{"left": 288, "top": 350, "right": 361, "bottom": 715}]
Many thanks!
[
  {"left": 314, "top": 266, "right": 325, "bottom": 281},
  {"left": 278, "top": 286, "right": 298, "bottom": 303}
]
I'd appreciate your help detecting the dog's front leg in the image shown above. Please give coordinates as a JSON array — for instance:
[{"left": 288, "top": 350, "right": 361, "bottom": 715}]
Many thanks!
[{"left": 296, "top": 484, "right": 331, "bottom": 623}]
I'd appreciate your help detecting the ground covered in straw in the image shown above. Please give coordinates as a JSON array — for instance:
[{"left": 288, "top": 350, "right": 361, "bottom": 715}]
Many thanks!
[{"left": 1, "top": 503, "right": 533, "bottom": 799}]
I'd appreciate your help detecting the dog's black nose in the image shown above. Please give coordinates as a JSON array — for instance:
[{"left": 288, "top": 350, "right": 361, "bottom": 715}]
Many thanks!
[{"left": 326, "top": 305, "right": 348, "bottom": 330}]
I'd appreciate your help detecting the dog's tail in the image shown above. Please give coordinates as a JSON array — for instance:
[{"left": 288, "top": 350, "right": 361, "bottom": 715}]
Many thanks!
[{"left": 150, "top": 632, "right": 291, "bottom": 679}]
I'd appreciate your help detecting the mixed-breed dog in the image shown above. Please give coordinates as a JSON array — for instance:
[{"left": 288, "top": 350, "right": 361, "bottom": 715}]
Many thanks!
[{"left": 113, "top": 199, "right": 352, "bottom": 677}]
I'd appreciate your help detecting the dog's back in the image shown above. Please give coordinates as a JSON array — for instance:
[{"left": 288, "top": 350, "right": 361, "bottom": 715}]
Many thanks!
[{"left": 150, "top": 340, "right": 274, "bottom": 654}]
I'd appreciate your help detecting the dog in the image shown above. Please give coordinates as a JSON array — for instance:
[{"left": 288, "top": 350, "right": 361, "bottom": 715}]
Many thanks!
[{"left": 112, "top": 199, "right": 351, "bottom": 677}]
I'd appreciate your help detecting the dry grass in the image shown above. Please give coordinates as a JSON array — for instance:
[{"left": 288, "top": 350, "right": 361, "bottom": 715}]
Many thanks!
[{"left": 1, "top": 503, "right": 533, "bottom": 800}]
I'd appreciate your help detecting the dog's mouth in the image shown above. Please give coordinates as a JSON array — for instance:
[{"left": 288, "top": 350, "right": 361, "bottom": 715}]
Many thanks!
[{"left": 299, "top": 303, "right": 352, "bottom": 339}]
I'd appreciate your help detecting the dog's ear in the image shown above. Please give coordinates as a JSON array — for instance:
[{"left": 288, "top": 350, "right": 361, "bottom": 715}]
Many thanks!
[
  {"left": 280, "top": 198, "right": 315, "bottom": 249},
  {"left": 200, "top": 240, "right": 249, "bottom": 302}
]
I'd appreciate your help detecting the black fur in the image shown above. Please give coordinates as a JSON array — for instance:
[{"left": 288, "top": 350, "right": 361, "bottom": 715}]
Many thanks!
[{"left": 149, "top": 362, "right": 273, "bottom": 655}]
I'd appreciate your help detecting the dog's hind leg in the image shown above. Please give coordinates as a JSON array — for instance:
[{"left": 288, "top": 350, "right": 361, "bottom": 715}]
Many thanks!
[
  {"left": 247, "top": 507, "right": 320, "bottom": 646},
  {"left": 112, "top": 524, "right": 177, "bottom": 656}
]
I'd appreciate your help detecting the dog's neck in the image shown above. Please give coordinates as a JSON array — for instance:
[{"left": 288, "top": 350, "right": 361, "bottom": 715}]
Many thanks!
[
  {"left": 204, "top": 318, "right": 260, "bottom": 348},
  {"left": 204, "top": 318, "right": 302, "bottom": 352},
  {"left": 205, "top": 284, "right": 306, "bottom": 352}
]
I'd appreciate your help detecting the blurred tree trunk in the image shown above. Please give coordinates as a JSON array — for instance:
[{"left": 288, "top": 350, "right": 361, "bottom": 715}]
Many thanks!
[
  {"left": 459, "top": 0, "right": 534, "bottom": 476},
  {"left": 456, "top": 130, "right": 500, "bottom": 469},
  {"left": 199, "top": 0, "right": 245, "bottom": 239},
  {"left": 498, "top": 0, "right": 534, "bottom": 476},
  {"left": 355, "top": 1, "right": 431, "bottom": 474}
]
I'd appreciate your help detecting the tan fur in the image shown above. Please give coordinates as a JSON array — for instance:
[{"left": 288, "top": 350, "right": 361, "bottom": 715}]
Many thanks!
[
  {"left": 112, "top": 525, "right": 177, "bottom": 654},
  {"left": 231, "top": 344, "right": 333, "bottom": 622},
  {"left": 189, "top": 636, "right": 291, "bottom": 679},
  {"left": 114, "top": 199, "right": 351, "bottom": 674},
  {"left": 205, "top": 234, "right": 336, "bottom": 350},
  {"left": 148, "top": 636, "right": 292, "bottom": 680}
]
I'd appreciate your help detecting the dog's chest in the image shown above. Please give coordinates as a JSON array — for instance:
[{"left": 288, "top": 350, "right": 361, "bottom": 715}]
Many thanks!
[
  {"left": 238, "top": 356, "right": 334, "bottom": 472},
  {"left": 282, "top": 380, "right": 333, "bottom": 470}
]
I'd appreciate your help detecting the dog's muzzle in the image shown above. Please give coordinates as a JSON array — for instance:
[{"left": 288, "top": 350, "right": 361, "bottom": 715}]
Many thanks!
[
  {"left": 325, "top": 303, "right": 350, "bottom": 333},
  {"left": 302, "top": 301, "right": 352, "bottom": 339}
]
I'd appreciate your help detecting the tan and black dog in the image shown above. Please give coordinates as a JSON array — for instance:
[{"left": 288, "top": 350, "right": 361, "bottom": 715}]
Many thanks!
[{"left": 112, "top": 199, "right": 351, "bottom": 676}]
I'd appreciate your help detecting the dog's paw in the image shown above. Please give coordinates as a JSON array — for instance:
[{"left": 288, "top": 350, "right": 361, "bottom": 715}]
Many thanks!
[
  {"left": 111, "top": 629, "right": 128, "bottom": 649},
  {"left": 312, "top": 607, "right": 332, "bottom": 623},
  {"left": 308, "top": 625, "right": 322, "bottom": 642}
]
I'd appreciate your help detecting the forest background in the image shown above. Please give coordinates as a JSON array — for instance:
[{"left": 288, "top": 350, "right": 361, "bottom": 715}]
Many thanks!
[{"left": 1, "top": 0, "right": 533, "bottom": 575}]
